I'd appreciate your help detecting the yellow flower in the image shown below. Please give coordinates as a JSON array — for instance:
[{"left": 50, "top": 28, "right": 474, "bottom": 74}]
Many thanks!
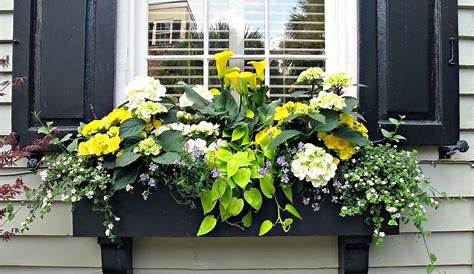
[
  {"left": 320, "top": 134, "right": 357, "bottom": 160},
  {"left": 81, "top": 120, "right": 106, "bottom": 136},
  {"left": 239, "top": 71, "right": 257, "bottom": 91},
  {"left": 274, "top": 106, "right": 291, "bottom": 121},
  {"left": 225, "top": 71, "right": 242, "bottom": 93},
  {"left": 103, "top": 108, "right": 132, "bottom": 128},
  {"left": 78, "top": 142, "right": 92, "bottom": 156},
  {"left": 107, "top": 126, "right": 120, "bottom": 137},
  {"left": 255, "top": 127, "right": 282, "bottom": 146},
  {"left": 104, "top": 136, "right": 121, "bottom": 154},
  {"left": 77, "top": 133, "right": 121, "bottom": 157},
  {"left": 210, "top": 88, "right": 221, "bottom": 96},
  {"left": 214, "top": 50, "right": 235, "bottom": 80},
  {"left": 339, "top": 113, "right": 368, "bottom": 138},
  {"left": 248, "top": 60, "right": 268, "bottom": 81}
]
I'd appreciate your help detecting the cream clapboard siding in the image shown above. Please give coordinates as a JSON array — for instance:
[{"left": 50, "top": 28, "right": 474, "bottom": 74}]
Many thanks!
[{"left": 0, "top": 1, "right": 473, "bottom": 274}]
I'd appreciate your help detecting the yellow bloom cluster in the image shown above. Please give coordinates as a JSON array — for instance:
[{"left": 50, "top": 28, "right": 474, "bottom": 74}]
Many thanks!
[
  {"left": 81, "top": 108, "right": 132, "bottom": 136},
  {"left": 255, "top": 126, "right": 282, "bottom": 146},
  {"left": 215, "top": 50, "right": 267, "bottom": 94},
  {"left": 318, "top": 132, "right": 357, "bottom": 160},
  {"left": 339, "top": 113, "right": 368, "bottom": 138},
  {"left": 78, "top": 134, "right": 121, "bottom": 157},
  {"left": 274, "top": 101, "right": 310, "bottom": 121}
]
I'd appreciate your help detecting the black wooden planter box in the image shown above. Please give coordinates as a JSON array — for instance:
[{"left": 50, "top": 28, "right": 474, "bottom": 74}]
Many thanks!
[{"left": 73, "top": 188, "right": 399, "bottom": 274}]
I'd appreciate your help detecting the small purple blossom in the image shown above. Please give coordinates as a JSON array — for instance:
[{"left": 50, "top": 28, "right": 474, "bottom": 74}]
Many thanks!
[
  {"left": 297, "top": 142, "right": 305, "bottom": 152},
  {"left": 173, "top": 159, "right": 183, "bottom": 166},
  {"left": 276, "top": 156, "right": 287, "bottom": 167},
  {"left": 148, "top": 178, "right": 156, "bottom": 187},
  {"left": 281, "top": 174, "right": 289, "bottom": 184},
  {"left": 139, "top": 173, "right": 149, "bottom": 181},
  {"left": 211, "top": 169, "right": 221, "bottom": 178},
  {"left": 149, "top": 163, "right": 158, "bottom": 172},
  {"left": 265, "top": 160, "right": 272, "bottom": 168},
  {"left": 258, "top": 167, "right": 269, "bottom": 176}
]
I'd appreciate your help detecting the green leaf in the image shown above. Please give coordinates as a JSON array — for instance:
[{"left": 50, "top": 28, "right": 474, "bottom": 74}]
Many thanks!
[
  {"left": 227, "top": 198, "right": 244, "bottom": 216},
  {"left": 381, "top": 128, "right": 393, "bottom": 138},
  {"left": 388, "top": 219, "right": 398, "bottom": 226},
  {"left": 260, "top": 174, "right": 275, "bottom": 198},
  {"left": 6, "top": 203, "right": 13, "bottom": 212},
  {"left": 119, "top": 118, "right": 146, "bottom": 138},
  {"left": 196, "top": 215, "right": 217, "bottom": 236},
  {"left": 152, "top": 152, "right": 180, "bottom": 164},
  {"left": 282, "top": 185, "right": 293, "bottom": 203},
  {"left": 200, "top": 190, "right": 217, "bottom": 214},
  {"left": 268, "top": 130, "right": 302, "bottom": 149},
  {"left": 426, "top": 264, "right": 435, "bottom": 274},
  {"left": 115, "top": 149, "right": 141, "bottom": 167},
  {"left": 223, "top": 89, "right": 239, "bottom": 120},
  {"left": 179, "top": 81, "right": 210, "bottom": 111},
  {"left": 66, "top": 139, "right": 78, "bottom": 153},
  {"left": 334, "top": 126, "right": 369, "bottom": 146},
  {"left": 112, "top": 167, "right": 139, "bottom": 191},
  {"left": 244, "top": 188, "right": 263, "bottom": 211},
  {"left": 59, "top": 133, "right": 72, "bottom": 143},
  {"left": 312, "top": 110, "right": 340, "bottom": 132},
  {"left": 215, "top": 148, "right": 233, "bottom": 161},
  {"left": 257, "top": 101, "right": 278, "bottom": 127},
  {"left": 211, "top": 178, "right": 227, "bottom": 199},
  {"left": 310, "top": 113, "right": 326, "bottom": 124},
  {"left": 242, "top": 210, "right": 253, "bottom": 228},
  {"left": 157, "top": 130, "right": 185, "bottom": 152},
  {"left": 121, "top": 135, "right": 142, "bottom": 147},
  {"left": 258, "top": 220, "right": 273, "bottom": 236},
  {"left": 37, "top": 127, "right": 50, "bottom": 135},
  {"left": 341, "top": 96, "right": 358, "bottom": 113},
  {"left": 388, "top": 117, "right": 400, "bottom": 126},
  {"left": 284, "top": 204, "right": 303, "bottom": 220},
  {"left": 231, "top": 124, "right": 247, "bottom": 141},
  {"left": 232, "top": 168, "right": 251, "bottom": 189}
]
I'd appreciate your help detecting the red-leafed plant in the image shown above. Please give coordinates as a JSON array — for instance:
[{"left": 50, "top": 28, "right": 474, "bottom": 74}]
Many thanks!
[{"left": 0, "top": 55, "right": 54, "bottom": 241}]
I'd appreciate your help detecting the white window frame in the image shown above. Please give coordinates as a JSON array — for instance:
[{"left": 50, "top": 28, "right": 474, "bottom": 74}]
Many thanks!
[{"left": 115, "top": 0, "right": 358, "bottom": 105}]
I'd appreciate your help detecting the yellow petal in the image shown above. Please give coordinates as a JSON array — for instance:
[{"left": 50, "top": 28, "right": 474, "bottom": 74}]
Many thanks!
[
  {"left": 248, "top": 60, "right": 268, "bottom": 81},
  {"left": 239, "top": 71, "right": 257, "bottom": 91},
  {"left": 225, "top": 71, "right": 242, "bottom": 93},
  {"left": 214, "top": 50, "right": 235, "bottom": 79}
]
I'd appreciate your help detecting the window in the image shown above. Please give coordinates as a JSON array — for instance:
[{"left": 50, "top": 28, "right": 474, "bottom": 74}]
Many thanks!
[{"left": 115, "top": 0, "right": 357, "bottom": 102}]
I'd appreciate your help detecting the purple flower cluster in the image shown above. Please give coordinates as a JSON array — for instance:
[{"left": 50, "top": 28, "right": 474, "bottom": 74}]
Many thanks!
[
  {"left": 258, "top": 161, "right": 272, "bottom": 176},
  {"left": 139, "top": 173, "right": 157, "bottom": 187},
  {"left": 149, "top": 162, "right": 158, "bottom": 172},
  {"left": 276, "top": 156, "right": 290, "bottom": 184},
  {"left": 211, "top": 168, "right": 221, "bottom": 178}
]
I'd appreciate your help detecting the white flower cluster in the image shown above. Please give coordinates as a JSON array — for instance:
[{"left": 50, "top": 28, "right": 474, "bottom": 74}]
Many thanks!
[
  {"left": 296, "top": 67, "right": 324, "bottom": 84},
  {"left": 185, "top": 138, "right": 227, "bottom": 155},
  {"left": 134, "top": 101, "right": 168, "bottom": 119},
  {"left": 125, "top": 76, "right": 166, "bottom": 110},
  {"left": 290, "top": 143, "right": 337, "bottom": 188},
  {"left": 154, "top": 121, "right": 219, "bottom": 137},
  {"left": 179, "top": 84, "right": 214, "bottom": 108},
  {"left": 309, "top": 91, "right": 346, "bottom": 110}
]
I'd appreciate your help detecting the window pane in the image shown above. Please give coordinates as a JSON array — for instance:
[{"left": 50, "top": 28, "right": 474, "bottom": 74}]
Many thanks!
[
  {"left": 148, "top": 0, "right": 205, "bottom": 56},
  {"left": 148, "top": 59, "right": 204, "bottom": 95},
  {"left": 269, "top": 58, "right": 325, "bottom": 97},
  {"left": 269, "top": 0, "right": 325, "bottom": 56},
  {"left": 208, "top": 0, "right": 265, "bottom": 55}
]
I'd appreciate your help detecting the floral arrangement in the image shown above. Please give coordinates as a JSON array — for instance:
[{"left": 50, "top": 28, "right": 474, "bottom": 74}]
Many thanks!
[{"left": 2, "top": 51, "right": 444, "bottom": 270}]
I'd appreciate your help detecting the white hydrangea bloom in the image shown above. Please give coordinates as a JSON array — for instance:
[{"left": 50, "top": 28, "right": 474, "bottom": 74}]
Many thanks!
[
  {"left": 189, "top": 121, "right": 219, "bottom": 136},
  {"left": 125, "top": 76, "right": 166, "bottom": 109},
  {"left": 290, "top": 143, "right": 337, "bottom": 188},
  {"left": 208, "top": 139, "right": 227, "bottom": 152},
  {"left": 179, "top": 84, "right": 214, "bottom": 108},
  {"left": 296, "top": 67, "right": 324, "bottom": 84},
  {"left": 185, "top": 138, "right": 209, "bottom": 154},
  {"left": 134, "top": 101, "right": 167, "bottom": 119},
  {"left": 309, "top": 90, "right": 346, "bottom": 110}
]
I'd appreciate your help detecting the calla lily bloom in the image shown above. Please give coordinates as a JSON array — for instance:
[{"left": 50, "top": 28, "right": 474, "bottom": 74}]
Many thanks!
[
  {"left": 248, "top": 60, "right": 268, "bottom": 81},
  {"left": 223, "top": 66, "right": 240, "bottom": 87},
  {"left": 225, "top": 71, "right": 242, "bottom": 93},
  {"left": 214, "top": 50, "right": 235, "bottom": 80},
  {"left": 239, "top": 71, "right": 257, "bottom": 91}
]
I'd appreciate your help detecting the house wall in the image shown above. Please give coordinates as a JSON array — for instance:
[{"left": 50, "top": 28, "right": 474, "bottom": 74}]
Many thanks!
[{"left": 0, "top": 0, "right": 473, "bottom": 273}]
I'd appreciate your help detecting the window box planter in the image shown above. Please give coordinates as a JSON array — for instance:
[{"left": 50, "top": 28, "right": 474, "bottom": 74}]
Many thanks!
[{"left": 73, "top": 186, "right": 399, "bottom": 274}]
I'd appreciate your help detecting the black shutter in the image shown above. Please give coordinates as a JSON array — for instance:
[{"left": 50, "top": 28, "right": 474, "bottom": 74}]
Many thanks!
[
  {"left": 12, "top": 0, "right": 117, "bottom": 146},
  {"left": 359, "top": 0, "right": 459, "bottom": 145}
]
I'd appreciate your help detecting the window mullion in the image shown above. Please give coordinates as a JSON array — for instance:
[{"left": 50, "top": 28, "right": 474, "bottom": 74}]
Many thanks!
[
  {"left": 203, "top": 0, "right": 209, "bottom": 89},
  {"left": 264, "top": 0, "right": 270, "bottom": 86}
]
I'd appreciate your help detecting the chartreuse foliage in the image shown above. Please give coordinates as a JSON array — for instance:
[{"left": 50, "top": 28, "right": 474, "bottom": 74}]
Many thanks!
[{"left": 14, "top": 50, "right": 442, "bottom": 274}]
